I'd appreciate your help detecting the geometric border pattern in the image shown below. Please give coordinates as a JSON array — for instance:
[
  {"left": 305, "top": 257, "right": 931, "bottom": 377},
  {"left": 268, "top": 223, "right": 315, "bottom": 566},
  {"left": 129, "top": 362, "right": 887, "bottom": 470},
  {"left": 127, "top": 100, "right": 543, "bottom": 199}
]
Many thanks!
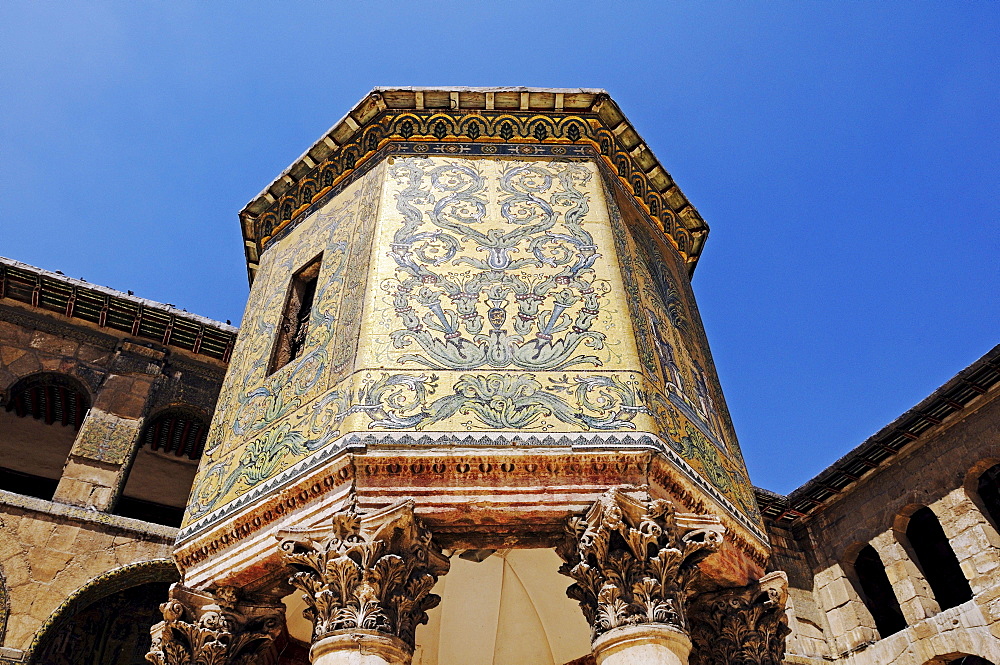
[
  {"left": 240, "top": 91, "right": 709, "bottom": 283},
  {"left": 177, "top": 429, "right": 769, "bottom": 549}
]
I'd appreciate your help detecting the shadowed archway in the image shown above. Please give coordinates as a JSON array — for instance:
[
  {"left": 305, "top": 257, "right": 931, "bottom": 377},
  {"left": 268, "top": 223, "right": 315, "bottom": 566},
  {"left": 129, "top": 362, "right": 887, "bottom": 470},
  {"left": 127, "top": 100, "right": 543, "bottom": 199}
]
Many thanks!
[{"left": 27, "top": 559, "right": 179, "bottom": 665}]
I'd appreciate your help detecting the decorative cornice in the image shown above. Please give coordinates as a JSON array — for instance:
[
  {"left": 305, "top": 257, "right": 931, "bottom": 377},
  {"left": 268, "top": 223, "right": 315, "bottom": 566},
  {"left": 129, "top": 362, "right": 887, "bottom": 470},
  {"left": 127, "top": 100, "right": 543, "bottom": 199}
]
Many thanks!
[
  {"left": 175, "top": 435, "right": 768, "bottom": 576},
  {"left": 239, "top": 87, "right": 709, "bottom": 283}
]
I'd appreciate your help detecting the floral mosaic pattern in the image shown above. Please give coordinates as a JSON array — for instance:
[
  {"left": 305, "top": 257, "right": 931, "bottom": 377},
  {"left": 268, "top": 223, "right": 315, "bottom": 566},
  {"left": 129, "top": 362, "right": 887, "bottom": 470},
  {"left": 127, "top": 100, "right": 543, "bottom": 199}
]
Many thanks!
[
  {"left": 186, "top": 168, "right": 382, "bottom": 522},
  {"left": 604, "top": 181, "right": 757, "bottom": 516},
  {"left": 72, "top": 409, "right": 141, "bottom": 465},
  {"left": 183, "top": 154, "right": 760, "bottom": 530},
  {"left": 381, "top": 158, "right": 607, "bottom": 371}
]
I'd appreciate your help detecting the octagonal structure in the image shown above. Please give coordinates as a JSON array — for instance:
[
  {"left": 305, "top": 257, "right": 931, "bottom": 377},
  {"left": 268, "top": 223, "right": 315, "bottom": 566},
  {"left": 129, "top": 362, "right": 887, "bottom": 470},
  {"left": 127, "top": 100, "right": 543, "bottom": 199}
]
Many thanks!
[{"left": 175, "top": 88, "right": 767, "bottom": 592}]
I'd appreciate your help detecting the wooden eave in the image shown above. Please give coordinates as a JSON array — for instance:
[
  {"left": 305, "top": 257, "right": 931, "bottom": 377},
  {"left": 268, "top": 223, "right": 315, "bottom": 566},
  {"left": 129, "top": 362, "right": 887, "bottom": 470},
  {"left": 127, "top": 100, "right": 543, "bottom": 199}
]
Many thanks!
[
  {"left": 238, "top": 86, "right": 710, "bottom": 284},
  {"left": 0, "top": 257, "right": 238, "bottom": 363}
]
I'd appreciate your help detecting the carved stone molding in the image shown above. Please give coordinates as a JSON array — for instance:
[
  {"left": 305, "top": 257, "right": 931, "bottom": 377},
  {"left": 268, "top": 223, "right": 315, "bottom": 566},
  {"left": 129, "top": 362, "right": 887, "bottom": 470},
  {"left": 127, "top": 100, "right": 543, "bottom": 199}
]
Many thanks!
[
  {"left": 146, "top": 584, "right": 283, "bottom": 665},
  {"left": 278, "top": 500, "right": 449, "bottom": 649},
  {"left": 557, "top": 486, "right": 725, "bottom": 639},
  {"left": 687, "top": 571, "right": 790, "bottom": 665}
]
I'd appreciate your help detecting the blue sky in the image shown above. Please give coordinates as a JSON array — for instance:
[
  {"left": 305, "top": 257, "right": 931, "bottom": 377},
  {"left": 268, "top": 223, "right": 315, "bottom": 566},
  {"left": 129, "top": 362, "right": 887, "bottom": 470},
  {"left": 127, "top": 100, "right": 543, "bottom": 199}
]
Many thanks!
[{"left": 1, "top": 2, "right": 997, "bottom": 493}]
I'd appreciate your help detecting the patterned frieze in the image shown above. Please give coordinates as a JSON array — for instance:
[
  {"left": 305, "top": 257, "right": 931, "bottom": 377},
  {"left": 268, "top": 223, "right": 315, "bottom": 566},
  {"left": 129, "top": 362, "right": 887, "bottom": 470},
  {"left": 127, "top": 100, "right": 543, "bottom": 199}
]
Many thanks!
[
  {"left": 175, "top": 449, "right": 767, "bottom": 592},
  {"left": 239, "top": 88, "right": 709, "bottom": 283}
]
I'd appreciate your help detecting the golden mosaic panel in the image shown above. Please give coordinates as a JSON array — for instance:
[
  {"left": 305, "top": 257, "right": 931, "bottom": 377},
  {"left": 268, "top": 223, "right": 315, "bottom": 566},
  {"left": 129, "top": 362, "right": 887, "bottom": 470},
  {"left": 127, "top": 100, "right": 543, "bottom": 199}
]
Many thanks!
[{"left": 183, "top": 154, "right": 760, "bottom": 532}]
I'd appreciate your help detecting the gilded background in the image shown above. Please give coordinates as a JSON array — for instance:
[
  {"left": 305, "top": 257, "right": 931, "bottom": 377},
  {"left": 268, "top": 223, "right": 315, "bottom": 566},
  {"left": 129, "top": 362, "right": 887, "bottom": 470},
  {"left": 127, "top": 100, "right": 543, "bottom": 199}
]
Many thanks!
[{"left": 184, "top": 154, "right": 759, "bottom": 534}]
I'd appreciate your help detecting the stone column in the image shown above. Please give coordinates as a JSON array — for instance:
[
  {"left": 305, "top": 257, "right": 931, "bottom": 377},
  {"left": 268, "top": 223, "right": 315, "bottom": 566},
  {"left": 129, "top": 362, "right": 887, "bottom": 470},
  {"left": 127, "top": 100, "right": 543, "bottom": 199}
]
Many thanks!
[
  {"left": 687, "top": 571, "right": 790, "bottom": 665},
  {"left": 871, "top": 530, "right": 939, "bottom": 624},
  {"left": 279, "top": 500, "right": 450, "bottom": 665},
  {"left": 557, "top": 487, "right": 726, "bottom": 665},
  {"left": 55, "top": 341, "right": 164, "bottom": 509},
  {"left": 146, "top": 583, "right": 284, "bottom": 665}
]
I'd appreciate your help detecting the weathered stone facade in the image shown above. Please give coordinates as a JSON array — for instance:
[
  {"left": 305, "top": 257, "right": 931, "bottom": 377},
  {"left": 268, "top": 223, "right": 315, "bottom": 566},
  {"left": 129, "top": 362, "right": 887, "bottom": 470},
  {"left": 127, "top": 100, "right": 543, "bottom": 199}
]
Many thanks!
[
  {"left": 0, "top": 88, "right": 996, "bottom": 665},
  {"left": 0, "top": 258, "right": 232, "bottom": 664},
  {"left": 758, "top": 346, "right": 1000, "bottom": 664}
]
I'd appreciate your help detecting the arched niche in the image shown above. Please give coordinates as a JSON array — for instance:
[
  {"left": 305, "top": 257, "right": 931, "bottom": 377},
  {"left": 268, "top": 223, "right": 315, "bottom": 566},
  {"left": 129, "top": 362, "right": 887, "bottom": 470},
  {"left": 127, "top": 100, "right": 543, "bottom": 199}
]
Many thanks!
[
  {"left": 848, "top": 544, "right": 906, "bottom": 638},
  {"left": 114, "top": 407, "right": 208, "bottom": 526},
  {"left": 0, "top": 372, "right": 91, "bottom": 500},
  {"left": 903, "top": 506, "right": 973, "bottom": 611},
  {"left": 969, "top": 460, "right": 1000, "bottom": 532},
  {"left": 27, "top": 559, "right": 178, "bottom": 665}
]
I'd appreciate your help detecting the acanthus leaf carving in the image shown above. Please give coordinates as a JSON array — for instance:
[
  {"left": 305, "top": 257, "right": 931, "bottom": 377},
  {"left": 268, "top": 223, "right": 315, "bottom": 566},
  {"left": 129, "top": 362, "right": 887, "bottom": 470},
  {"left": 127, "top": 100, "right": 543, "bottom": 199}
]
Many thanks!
[
  {"left": 557, "top": 486, "right": 725, "bottom": 640},
  {"left": 279, "top": 499, "right": 449, "bottom": 648},
  {"left": 146, "top": 584, "right": 283, "bottom": 665},
  {"left": 687, "top": 571, "right": 791, "bottom": 665}
]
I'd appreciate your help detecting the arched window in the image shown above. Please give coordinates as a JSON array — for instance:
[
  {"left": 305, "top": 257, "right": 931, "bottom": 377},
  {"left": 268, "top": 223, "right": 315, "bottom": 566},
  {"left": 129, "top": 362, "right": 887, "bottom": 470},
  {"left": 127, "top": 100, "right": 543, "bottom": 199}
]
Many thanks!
[
  {"left": 906, "top": 507, "right": 973, "bottom": 610},
  {"left": 852, "top": 545, "right": 906, "bottom": 637},
  {"left": 114, "top": 408, "right": 207, "bottom": 527},
  {"left": 29, "top": 559, "right": 179, "bottom": 665},
  {"left": 947, "top": 657, "right": 996, "bottom": 665},
  {"left": 0, "top": 373, "right": 90, "bottom": 500},
  {"left": 976, "top": 463, "right": 1000, "bottom": 530}
]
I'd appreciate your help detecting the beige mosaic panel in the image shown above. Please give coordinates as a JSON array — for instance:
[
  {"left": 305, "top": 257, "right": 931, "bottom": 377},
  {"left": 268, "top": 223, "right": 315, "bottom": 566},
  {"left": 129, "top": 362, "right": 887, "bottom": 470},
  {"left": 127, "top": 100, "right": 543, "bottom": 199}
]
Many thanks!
[{"left": 184, "top": 165, "right": 382, "bottom": 525}]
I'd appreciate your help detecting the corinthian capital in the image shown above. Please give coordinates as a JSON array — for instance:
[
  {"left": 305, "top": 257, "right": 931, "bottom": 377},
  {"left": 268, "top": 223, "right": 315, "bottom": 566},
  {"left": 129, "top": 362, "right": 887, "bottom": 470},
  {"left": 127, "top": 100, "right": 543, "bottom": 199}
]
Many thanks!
[
  {"left": 146, "top": 584, "right": 283, "bottom": 665},
  {"left": 278, "top": 500, "right": 449, "bottom": 649},
  {"left": 557, "top": 486, "right": 725, "bottom": 639},
  {"left": 687, "top": 571, "right": 791, "bottom": 665}
]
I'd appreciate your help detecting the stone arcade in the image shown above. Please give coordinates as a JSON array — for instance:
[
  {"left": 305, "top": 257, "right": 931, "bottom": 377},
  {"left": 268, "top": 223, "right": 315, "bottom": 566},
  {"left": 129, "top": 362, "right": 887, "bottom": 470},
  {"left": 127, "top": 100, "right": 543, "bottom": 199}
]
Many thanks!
[{"left": 0, "top": 88, "right": 997, "bottom": 665}]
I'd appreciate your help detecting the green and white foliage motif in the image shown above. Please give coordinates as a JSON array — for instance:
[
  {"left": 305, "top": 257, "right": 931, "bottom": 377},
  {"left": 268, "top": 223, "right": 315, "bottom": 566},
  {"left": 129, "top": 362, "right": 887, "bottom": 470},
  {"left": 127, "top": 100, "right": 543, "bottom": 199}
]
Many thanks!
[
  {"left": 384, "top": 158, "right": 608, "bottom": 371},
  {"left": 347, "top": 371, "right": 644, "bottom": 432}
]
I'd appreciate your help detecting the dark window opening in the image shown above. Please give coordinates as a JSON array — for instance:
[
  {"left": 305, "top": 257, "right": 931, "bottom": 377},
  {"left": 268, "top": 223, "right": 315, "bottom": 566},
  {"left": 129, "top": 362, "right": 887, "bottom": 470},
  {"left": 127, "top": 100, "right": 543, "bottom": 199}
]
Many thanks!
[
  {"left": 948, "top": 657, "right": 996, "bottom": 665},
  {"left": 977, "top": 463, "right": 1000, "bottom": 530},
  {"left": 4, "top": 375, "right": 89, "bottom": 429},
  {"left": 33, "top": 581, "right": 173, "bottom": 665},
  {"left": 114, "top": 408, "right": 205, "bottom": 527},
  {"left": 853, "top": 545, "right": 906, "bottom": 637},
  {"left": 0, "top": 373, "right": 90, "bottom": 500},
  {"left": 0, "top": 467, "right": 60, "bottom": 501},
  {"left": 114, "top": 495, "right": 186, "bottom": 528},
  {"left": 906, "top": 506, "right": 973, "bottom": 610},
  {"left": 269, "top": 255, "right": 322, "bottom": 374},
  {"left": 139, "top": 410, "right": 208, "bottom": 460}
]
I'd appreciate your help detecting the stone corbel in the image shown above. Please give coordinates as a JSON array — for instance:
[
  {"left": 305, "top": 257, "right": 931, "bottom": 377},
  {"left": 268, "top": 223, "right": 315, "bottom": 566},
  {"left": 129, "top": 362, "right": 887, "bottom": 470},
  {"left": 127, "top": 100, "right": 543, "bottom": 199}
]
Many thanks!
[
  {"left": 557, "top": 486, "right": 726, "bottom": 650},
  {"left": 146, "top": 584, "right": 284, "bottom": 665},
  {"left": 687, "top": 571, "right": 791, "bottom": 665},
  {"left": 278, "top": 500, "right": 449, "bottom": 663}
]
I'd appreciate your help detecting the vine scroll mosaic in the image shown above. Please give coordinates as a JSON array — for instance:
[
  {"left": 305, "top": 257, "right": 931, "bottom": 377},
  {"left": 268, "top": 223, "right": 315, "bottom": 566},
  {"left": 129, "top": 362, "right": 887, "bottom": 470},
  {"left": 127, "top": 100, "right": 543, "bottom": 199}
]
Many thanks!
[{"left": 184, "top": 154, "right": 759, "bottom": 538}]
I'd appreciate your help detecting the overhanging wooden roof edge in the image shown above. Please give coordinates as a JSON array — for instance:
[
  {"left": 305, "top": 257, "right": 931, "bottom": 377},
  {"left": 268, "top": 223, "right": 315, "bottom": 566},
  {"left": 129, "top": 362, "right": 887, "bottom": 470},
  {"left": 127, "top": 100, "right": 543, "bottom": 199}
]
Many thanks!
[
  {"left": 756, "top": 343, "right": 1000, "bottom": 526},
  {"left": 0, "top": 256, "right": 238, "bottom": 362},
  {"left": 238, "top": 86, "right": 709, "bottom": 284}
]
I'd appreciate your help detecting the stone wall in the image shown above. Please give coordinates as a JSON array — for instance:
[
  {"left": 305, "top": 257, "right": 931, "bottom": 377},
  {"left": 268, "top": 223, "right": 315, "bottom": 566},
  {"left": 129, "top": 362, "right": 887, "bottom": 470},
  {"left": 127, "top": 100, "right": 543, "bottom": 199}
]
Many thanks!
[
  {"left": 0, "top": 491, "right": 177, "bottom": 662},
  {"left": 771, "top": 368, "right": 1000, "bottom": 665},
  {"left": 0, "top": 284, "right": 229, "bottom": 663}
]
